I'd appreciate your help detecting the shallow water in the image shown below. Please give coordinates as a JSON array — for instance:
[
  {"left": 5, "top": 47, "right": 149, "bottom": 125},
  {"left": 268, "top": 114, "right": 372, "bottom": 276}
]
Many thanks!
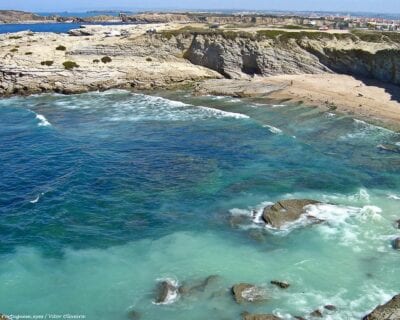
[{"left": 0, "top": 90, "right": 399, "bottom": 320}]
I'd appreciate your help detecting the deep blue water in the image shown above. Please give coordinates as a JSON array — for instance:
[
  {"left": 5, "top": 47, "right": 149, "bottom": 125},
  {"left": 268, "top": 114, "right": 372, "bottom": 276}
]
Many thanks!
[{"left": 0, "top": 90, "right": 399, "bottom": 319}]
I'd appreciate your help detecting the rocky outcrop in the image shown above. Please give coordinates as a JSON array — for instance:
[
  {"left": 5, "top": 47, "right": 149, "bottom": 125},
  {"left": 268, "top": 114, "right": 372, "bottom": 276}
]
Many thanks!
[
  {"left": 262, "top": 199, "right": 320, "bottom": 228},
  {"left": 232, "top": 283, "right": 267, "bottom": 304},
  {"left": 242, "top": 313, "right": 282, "bottom": 320},
  {"left": 363, "top": 294, "right": 400, "bottom": 320},
  {"left": 172, "top": 30, "right": 400, "bottom": 85},
  {"left": 154, "top": 280, "right": 179, "bottom": 304},
  {"left": 270, "top": 280, "right": 290, "bottom": 289},
  {"left": 393, "top": 238, "right": 400, "bottom": 250}
]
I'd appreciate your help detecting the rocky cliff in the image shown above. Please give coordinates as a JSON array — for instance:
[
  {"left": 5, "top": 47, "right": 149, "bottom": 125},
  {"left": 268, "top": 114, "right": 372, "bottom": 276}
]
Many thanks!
[
  {"left": 159, "top": 29, "right": 400, "bottom": 85},
  {"left": 1, "top": 24, "right": 400, "bottom": 96}
]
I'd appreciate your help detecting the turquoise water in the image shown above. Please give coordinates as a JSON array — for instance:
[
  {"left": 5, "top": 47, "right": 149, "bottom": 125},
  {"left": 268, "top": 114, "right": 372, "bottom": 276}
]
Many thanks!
[{"left": 0, "top": 90, "right": 399, "bottom": 319}]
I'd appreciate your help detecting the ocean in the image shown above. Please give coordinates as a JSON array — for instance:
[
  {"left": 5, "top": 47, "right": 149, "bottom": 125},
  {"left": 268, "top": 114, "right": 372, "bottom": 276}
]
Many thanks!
[{"left": 0, "top": 90, "right": 399, "bottom": 319}]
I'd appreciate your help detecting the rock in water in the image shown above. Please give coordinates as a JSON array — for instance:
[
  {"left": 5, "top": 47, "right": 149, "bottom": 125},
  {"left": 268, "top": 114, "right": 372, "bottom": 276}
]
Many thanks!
[
  {"left": 270, "top": 280, "right": 290, "bottom": 289},
  {"left": 363, "top": 294, "right": 400, "bottom": 319},
  {"left": 393, "top": 238, "right": 400, "bottom": 250},
  {"left": 232, "top": 283, "right": 267, "bottom": 304},
  {"left": 324, "top": 305, "right": 337, "bottom": 311},
  {"left": 377, "top": 144, "right": 400, "bottom": 154},
  {"left": 0, "top": 315, "right": 9, "bottom": 320},
  {"left": 395, "top": 219, "right": 400, "bottom": 229},
  {"left": 127, "top": 310, "right": 141, "bottom": 320},
  {"left": 154, "top": 280, "right": 178, "bottom": 304},
  {"left": 310, "top": 309, "right": 323, "bottom": 318},
  {"left": 262, "top": 199, "right": 320, "bottom": 228},
  {"left": 241, "top": 312, "right": 282, "bottom": 320}
]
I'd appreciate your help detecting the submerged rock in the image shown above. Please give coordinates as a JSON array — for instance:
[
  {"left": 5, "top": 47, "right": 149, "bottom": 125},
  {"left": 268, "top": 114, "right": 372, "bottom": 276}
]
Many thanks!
[
  {"left": 126, "top": 310, "right": 141, "bottom": 320},
  {"left": 154, "top": 279, "right": 178, "bottom": 304},
  {"left": 241, "top": 312, "right": 282, "bottom": 320},
  {"left": 324, "top": 304, "right": 337, "bottom": 311},
  {"left": 310, "top": 309, "right": 323, "bottom": 318},
  {"left": 270, "top": 280, "right": 290, "bottom": 289},
  {"left": 393, "top": 238, "right": 400, "bottom": 250},
  {"left": 232, "top": 283, "right": 267, "bottom": 304},
  {"left": 363, "top": 294, "right": 400, "bottom": 319},
  {"left": 262, "top": 199, "right": 320, "bottom": 228},
  {"left": 377, "top": 144, "right": 400, "bottom": 154},
  {"left": 179, "top": 275, "right": 220, "bottom": 295}
]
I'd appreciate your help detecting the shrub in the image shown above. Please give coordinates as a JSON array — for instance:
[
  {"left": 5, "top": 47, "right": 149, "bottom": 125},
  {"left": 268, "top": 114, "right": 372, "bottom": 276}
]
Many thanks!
[
  {"left": 41, "top": 60, "right": 54, "bottom": 66},
  {"left": 63, "top": 61, "right": 79, "bottom": 70},
  {"left": 56, "top": 45, "right": 67, "bottom": 51},
  {"left": 146, "top": 57, "right": 152, "bottom": 62},
  {"left": 101, "top": 56, "right": 112, "bottom": 63},
  {"left": 10, "top": 48, "right": 18, "bottom": 52},
  {"left": 25, "top": 52, "right": 33, "bottom": 55},
  {"left": 93, "top": 59, "right": 100, "bottom": 63},
  {"left": 9, "top": 35, "right": 22, "bottom": 39}
]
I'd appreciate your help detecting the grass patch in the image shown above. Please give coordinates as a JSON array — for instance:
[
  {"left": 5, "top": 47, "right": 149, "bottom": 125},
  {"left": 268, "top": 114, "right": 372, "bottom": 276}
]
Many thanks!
[
  {"left": 10, "top": 48, "right": 18, "bottom": 52},
  {"left": 9, "top": 35, "right": 22, "bottom": 40},
  {"left": 101, "top": 56, "right": 112, "bottom": 63},
  {"left": 351, "top": 30, "right": 400, "bottom": 43},
  {"left": 56, "top": 45, "right": 67, "bottom": 51},
  {"left": 25, "top": 52, "right": 33, "bottom": 55},
  {"left": 93, "top": 59, "right": 100, "bottom": 63},
  {"left": 41, "top": 60, "right": 54, "bottom": 66},
  {"left": 63, "top": 61, "right": 79, "bottom": 70}
]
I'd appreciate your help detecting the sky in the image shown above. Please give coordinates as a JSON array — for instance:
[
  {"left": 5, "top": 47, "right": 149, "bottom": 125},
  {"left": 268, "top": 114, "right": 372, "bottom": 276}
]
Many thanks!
[{"left": 0, "top": 0, "right": 399, "bottom": 14}]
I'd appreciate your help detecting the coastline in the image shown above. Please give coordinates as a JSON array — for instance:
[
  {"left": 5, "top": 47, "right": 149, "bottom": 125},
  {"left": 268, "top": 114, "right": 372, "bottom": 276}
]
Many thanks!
[{"left": 1, "top": 23, "right": 400, "bottom": 132}]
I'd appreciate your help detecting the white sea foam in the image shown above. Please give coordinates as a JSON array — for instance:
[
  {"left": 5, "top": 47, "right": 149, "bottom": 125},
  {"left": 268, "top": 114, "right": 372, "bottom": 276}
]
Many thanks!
[
  {"left": 30, "top": 192, "right": 44, "bottom": 204},
  {"left": 105, "top": 94, "right": 249, "bottom": 122},
  {"left": 153, "top": 278, "right": 180, "bottom": 305},
  {"left": 36, "top": 114, "right": 51, "bottom": 127},
  {"left": 263, "top": 124, "right": 283, "bottom": 134},
  {"left": 387, "top": 194, "right": 400, "bottom": 200}
]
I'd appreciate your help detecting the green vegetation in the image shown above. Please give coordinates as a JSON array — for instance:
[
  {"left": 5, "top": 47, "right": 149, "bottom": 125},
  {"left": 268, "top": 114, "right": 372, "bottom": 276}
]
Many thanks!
[
  {"left": 93, "top": 59, "right": 100, "bottom": 63},
  {"left": 41, "top": 60, "right": 54, "bottom": 66},
  {"left": 351, "top": 30, "right": 400, "bottom": 43},
  {"left": 160, "top": 25, "right": 400, "bottom": 44},
  {"left": 9, "top": 35, "right": 22, "bottom": 40},
  {"left": 25, "top": 52, "right": 33, "bottom": 55},
  {"left": 101, "top": 56, "right": 112, "bottom": 63},
  {"left": 56, "top": 45, "right": 67, "bottom": 51},
  {"left": 63, "top": 61, "right": 79, "bottom": 70},
  {"left": 10, "top": 48, "right": 18, "bottom": 53}
]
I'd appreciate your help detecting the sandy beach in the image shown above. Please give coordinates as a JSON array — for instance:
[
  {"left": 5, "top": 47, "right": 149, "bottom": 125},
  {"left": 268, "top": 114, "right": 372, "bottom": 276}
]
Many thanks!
[{"left": 196, "top": 74, "right": 400, "bottom": 131}]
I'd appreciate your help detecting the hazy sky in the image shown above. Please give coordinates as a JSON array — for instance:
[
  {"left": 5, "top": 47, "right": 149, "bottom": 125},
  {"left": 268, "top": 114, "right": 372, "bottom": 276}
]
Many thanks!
[{"left": 0, "top": 0, "right": 399, "bottom": 13}]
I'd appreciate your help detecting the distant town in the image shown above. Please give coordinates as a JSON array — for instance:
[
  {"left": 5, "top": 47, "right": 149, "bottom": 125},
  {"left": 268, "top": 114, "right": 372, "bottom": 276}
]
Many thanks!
[{"left": 0, "top": 9, "right": 399, "bottom": 31}]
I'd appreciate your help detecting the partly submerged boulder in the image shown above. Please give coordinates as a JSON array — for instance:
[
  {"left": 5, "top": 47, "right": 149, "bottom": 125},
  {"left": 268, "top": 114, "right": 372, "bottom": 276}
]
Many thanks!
[
  {"left": 270, "top": 280, "right": 290, "bottom": 289},
  {"left": 0, "top": 315, "right": 9, "bottom": 320},
  {"left": 363, "top": 294, "right": 400, "bottom": 319},
  {"left": 309, "top": 309, "right": 323, "bottom": 318},
  {"left": 154, "top": 279, "right": 178, "bottom": 304},
  {"left": 232, "top": 283, "right": 267, "bottom": 304},
  {"left": 242, "top": 312, "right": 282, "bottom": 320},
  {"left": 393, "top": 238, "right": 400, "bottom": 250},
  {"left": 262, "top": 199, "right": 320, "bottom": 228}
]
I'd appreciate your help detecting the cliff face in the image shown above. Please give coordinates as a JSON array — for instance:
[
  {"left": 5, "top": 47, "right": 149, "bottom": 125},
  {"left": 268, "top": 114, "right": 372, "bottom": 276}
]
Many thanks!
[{"left": 159, "top": 30, "right": 400, "bottom": 85}]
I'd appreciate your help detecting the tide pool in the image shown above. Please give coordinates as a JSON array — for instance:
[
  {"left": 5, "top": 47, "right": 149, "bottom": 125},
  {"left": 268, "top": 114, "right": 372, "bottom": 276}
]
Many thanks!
[{"left": 0, "top": 90, "right": 399, "bottom": 319}]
